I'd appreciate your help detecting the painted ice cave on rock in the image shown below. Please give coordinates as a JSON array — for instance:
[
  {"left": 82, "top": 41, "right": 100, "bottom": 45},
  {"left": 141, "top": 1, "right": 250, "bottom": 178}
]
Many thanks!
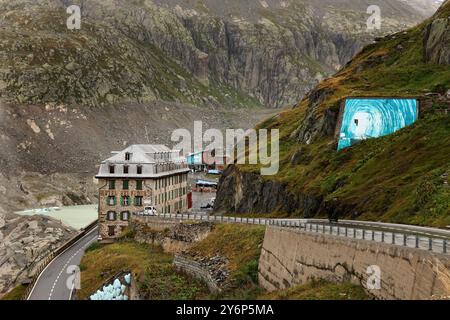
[{"left": 337, "top": 98, "right": 418, "bottom": 151}]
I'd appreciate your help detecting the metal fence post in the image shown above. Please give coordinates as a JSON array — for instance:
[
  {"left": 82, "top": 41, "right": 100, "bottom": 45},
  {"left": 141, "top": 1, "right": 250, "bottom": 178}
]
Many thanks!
[
  {"left": 362, "top": 229, "right": 365, "bottom": 240},
  {"left": 381, "top": 232, "right": 385, "bottom": 243},
  {"left": 403, "top": 234, "right": 407, "bottom": 246},
  {"left": 444, "top": 240, "right": 447, "bottom": 254},
  {"left": 371, "top": 231, "right": 375, "bottom": 241},
  {"left": 415, "top": 236, "right": 419, "bottom": 248},
  {"left": 392, "top": 233, "right": 396, "bottom": 245},
  {"left": 345, "top": 227, "right": 348, "bottom": 237},
  {"left": 428, "top": 238, "right": 433, "bottom": 251}
]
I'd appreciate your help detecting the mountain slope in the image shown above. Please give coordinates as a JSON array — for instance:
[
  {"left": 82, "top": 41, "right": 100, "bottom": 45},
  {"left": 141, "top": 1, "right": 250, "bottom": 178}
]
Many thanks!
[
  {"left": 0, "top": 0, "right": 439, "bottom": 108},
  {"left": 215, "top": 0, "right": 450, "bottom": 227},
  {"left": 0, "top": 0, "right": 260, "bottom": 108}
]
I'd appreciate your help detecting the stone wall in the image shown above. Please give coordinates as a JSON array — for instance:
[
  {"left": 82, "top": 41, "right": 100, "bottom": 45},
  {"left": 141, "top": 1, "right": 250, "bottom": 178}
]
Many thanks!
[
  {"left": 259, "top": 227, "right": 450, "bottom": 300},
  {"left": 130, "top": 216, "right": 213, "bottom": 253},
  {"left": 173, "top": 255, "right": 222, "bottom": 293}
]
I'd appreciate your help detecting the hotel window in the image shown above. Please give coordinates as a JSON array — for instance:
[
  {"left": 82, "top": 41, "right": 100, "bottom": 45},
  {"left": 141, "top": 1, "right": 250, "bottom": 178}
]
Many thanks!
[
  {"left": 137, "top": 165, "right": 143, "bottom": 175},
  {"left": 136, "top": 180, "right": 143, "bottom": 190},
  {"left": 121, "top": 196, "right": 130, "bottom": 206},
  {"left": 123, "top": 165, "right": 129, "bottom": 174},
  {"left": 107, "top": 196, "right": 116, "bottom": 206},
  {"left": 134, "top": 196, "right": 143, "bottom": 207},
  {"left": 109, "top": 165, "right": 115, "bottom": 174},
  {"left": 121, "top": 211, "right": 130, "bottom": 221},
  {"left": 125, "top": 152, "right": 131, "bottom": 161},
  {"left": 107, "top": 211, "right": 116, "bottom": 221},
  {"left": 109, "top": 180, "right": 115, "bottom": 190},
  {"left": 123, "top": 180, "right": 129, "bottom": 190}
]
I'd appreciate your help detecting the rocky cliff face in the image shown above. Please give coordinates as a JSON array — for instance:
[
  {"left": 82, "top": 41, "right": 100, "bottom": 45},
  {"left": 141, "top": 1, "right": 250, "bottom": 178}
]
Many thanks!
[
  {"left": 424, "top": 2, "right": 450, "bottom": 65},
  {"left": 0, "top": 0, "right": 439, "bottom": 108},
  {"left": 0, "top": 212, "right": 76, "bottom": 296}
]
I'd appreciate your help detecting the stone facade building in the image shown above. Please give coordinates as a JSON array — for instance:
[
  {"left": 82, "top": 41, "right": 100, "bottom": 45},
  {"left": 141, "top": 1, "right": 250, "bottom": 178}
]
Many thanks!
[{"left": 96, "top": 144, "right": 190, "bottom": 240}]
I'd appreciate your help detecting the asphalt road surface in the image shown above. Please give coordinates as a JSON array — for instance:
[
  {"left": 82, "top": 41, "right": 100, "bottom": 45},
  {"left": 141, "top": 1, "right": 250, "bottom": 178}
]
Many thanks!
[{"left": 28, "top": 227, "right": 98, "bottom": 300}]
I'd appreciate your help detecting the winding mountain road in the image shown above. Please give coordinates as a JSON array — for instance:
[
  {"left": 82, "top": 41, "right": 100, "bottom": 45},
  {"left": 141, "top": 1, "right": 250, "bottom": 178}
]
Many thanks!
[{"left": 27, "top": 227, "right": 98, "bottom": 300}]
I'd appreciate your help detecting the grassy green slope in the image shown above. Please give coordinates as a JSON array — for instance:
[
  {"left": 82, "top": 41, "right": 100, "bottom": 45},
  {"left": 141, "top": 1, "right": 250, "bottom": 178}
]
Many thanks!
[{"left": 239, "top": 1, "right": 450, "bottom": 226}]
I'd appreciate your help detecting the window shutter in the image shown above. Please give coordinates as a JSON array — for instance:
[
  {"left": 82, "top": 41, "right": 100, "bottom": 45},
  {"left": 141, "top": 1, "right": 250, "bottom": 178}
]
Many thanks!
[
  {"left": 114, "top": 197, "right": 117, "bottom": 206},
  {"left": 120, "top": 196, "right": 123, "bottom": 206}
]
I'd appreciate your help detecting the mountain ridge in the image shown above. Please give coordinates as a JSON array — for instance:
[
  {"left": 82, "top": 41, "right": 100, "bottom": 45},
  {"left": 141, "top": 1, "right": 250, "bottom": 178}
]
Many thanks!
[{"left": 0, "top": 0, "right": 439, "bottom": 108}]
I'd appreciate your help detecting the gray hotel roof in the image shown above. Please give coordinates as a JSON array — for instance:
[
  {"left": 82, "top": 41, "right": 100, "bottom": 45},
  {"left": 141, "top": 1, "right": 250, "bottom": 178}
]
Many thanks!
[{"left": 96, "top": 144, "right": 189, "bottom": 179}]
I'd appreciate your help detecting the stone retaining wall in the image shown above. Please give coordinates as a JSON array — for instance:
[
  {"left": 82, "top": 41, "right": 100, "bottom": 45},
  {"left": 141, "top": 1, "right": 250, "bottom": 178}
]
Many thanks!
[
  {"left": 173, "top": 254, "right": 221, "bottom": 293},
  {"left": 259, "top": 226, "right": 450, "bottom": 300},
  {"left": 130, "top": 217, "right": 213, "bottom": 253}
]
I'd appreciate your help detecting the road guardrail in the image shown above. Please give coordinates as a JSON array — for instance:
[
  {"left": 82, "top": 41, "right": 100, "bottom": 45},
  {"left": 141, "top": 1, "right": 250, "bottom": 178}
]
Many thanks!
[
  {"left": 135, "top": 213, "right": 448, "bottom": 255},
  {"left": 23, "top": 219, "right": 99, "bottom": 300}
]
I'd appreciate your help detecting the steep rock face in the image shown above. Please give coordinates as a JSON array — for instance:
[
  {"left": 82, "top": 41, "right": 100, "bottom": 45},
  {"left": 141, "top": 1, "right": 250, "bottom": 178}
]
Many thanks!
[
  {"left": 424, "top": 17, "right": 450, "bottom": 65},
  {"left": 0, "top": 0, "right": 438, "bottom": 108},
  {"left": 215, "top": 166, "right": 322, "bottom": 216},
  {"left": 168, "top": 0, "right": 439, "bottom": 107},
  {"left": 0, "top": 0, "right": 259, "bottom": 108}
]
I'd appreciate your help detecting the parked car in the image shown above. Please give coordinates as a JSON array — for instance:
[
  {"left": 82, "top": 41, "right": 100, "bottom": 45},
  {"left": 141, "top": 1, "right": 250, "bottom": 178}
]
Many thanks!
[{"left": 143, "top": 206, "right": 157, "bottom": 216}]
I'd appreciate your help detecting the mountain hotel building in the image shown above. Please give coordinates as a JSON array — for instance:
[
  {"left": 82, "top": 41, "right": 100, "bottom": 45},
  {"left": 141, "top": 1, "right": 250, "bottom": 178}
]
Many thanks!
[{"left": 95, "top": 144, "right": 190, "bottom": 240}]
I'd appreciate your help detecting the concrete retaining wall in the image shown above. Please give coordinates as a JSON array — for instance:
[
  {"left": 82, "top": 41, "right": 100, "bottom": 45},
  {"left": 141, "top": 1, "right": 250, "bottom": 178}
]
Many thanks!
[{"left": 259, "top": 227, "right": 450, "bottom": 300}]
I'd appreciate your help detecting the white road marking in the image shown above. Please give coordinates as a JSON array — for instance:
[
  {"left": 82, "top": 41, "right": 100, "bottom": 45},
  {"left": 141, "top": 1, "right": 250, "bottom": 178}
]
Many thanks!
[{"left": 48, "top": 235, "right": 97, "bottom": 300}]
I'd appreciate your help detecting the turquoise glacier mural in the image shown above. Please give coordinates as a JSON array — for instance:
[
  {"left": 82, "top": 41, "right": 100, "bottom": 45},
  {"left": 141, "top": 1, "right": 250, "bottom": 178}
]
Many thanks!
[{"left": 337, "top": 98, "right": 418, "bottom": 150}]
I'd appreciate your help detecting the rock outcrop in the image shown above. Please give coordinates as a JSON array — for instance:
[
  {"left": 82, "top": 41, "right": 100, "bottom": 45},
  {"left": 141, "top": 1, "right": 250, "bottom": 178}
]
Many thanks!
[
  {"left": 0, "top": 212, "right": 76, "bottom": 296},
  {"left": 424, "top": 15, "right": 450, "bottom": 65},
  {"left": 215, "top": 165, "right": 323, "bottom": 216}
]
